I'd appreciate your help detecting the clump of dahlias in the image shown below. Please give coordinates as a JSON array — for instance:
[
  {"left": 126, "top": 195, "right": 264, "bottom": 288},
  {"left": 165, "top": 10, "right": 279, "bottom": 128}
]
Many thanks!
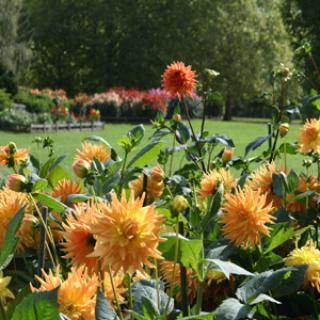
[
  {"left": 62, "top": 202, "right": 101, "bottom": 273},
  {"left": 198, "top": 168, "right": 236, "bottom": 199},
  {"left": 129, "top": 165, "right": 165, "bottom": 203},
  {"left": 162, "top": 61, "right": 197, "bottom": 98},
  {"left": 90, "top": 192, "right": 164, "bottom": 274},
  {"left": 0, "top": 188, "right": 36, "bottom": 250},
  {"left": 285, "top": 241, "right": 320, "bottom": 293},
  {"left": 72, "top": 159, "right": 91, "bottom": 178},
  {"left": 0, "top": 143, "right": 28, "bottom": 167},
  {"left": 75, "top": 142, "right": 110, "bottom": 164},
  {"left": 299, "top": 119, "right": 320, "bottom": 154},
  {"left": 32, "top": 266, "right": 97, "bottom": 320},
  {"left": 221, "top": 188, "right": 275, "bottom": 248},
  {"left": 6, "top": 174, "right": 28, "bottom": 192},
  {"left": 246, "top": 162, "right": 282, "bottom": 209}
]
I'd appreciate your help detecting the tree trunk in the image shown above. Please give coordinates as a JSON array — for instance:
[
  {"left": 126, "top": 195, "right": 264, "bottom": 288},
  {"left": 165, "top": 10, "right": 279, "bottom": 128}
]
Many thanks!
[{"left": 223, "top": 94, "right": 233, "bottom": 121}]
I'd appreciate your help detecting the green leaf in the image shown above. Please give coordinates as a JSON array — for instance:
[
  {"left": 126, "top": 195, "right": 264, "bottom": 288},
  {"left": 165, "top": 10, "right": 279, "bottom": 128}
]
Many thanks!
[
  {"left": 132, "top": 280, "right": 174, "bottom": 316},
  {"left": 47, "top": 165, "right": 70, "bottom": 188},
  {"left": 205, "top": 259, "right": 253, "bottom": 279},
  {"left": 201, "top": 189, "right": 222, "bottom": 232},
  {"left": 11, "top": 288, "right": 59, "bottom": 320},
  {"left": 39, "top": 156, "right": 66, "bottom": 178},
  {"left": 7, "top": 286, "right": 32, "bottom": 318},
  {"left": 215, "top": 298, "right": 251, "bottom": 320},
  {"left": 128, "top": 124, "right": 145, "bottom": 147},
  {"left": 176, "top": 122, "right": 190, "bottom": 144},
  {"left": 249, "top": 293, "right": 281, "bottom": 305},
  {"left": 128, "top": 142, "right": 163, "bottom": 167},
  {"left": 32, "top": 178, "right": 48, "bottom": 192},
  {"left": 67, "top": 194, "right": 91, "bottom": 205},
  {"left": 244, "top": 135, "right": 270, "bottom": 157},
  {"left": 95, "top": 289, "right": 117, "bottom": 320},
  {"left": 37, "top": 193, "right": 68, "bottom": 213},
  {"left": 272, "top": 173, "right": 284, "bottom": 198},
  {"left": 287, "top": 170, "right": 299, "bottom": 192},
  {"left": 278, "top": 142, "right": 297, "bottom": 155},
  {"left": 0, "top": 206, "right": 25, "bottom": 270}
]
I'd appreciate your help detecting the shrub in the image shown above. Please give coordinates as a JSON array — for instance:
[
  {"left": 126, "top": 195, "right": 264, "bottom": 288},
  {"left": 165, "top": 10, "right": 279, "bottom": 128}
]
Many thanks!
[
  {"left": 0, "top": 89, "right": 13, "bottom": 111},
  {"left": 0, "top": 63, "right": 18, "bottom": 96},
  {"left": 0, "top": 109, "right": 32, "bottom": 132}
]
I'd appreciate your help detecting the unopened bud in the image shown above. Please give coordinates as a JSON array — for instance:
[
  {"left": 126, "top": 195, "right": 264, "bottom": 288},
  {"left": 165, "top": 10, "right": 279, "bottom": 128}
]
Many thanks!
[
  {"left": 7, "top": 174, "right": 28, "bottom": 192},
  {"left": 72, "top": 159, "right": 91, "bottom": 178},
  {"left": 279, "top": 123, "right": 289, "bottom": 137},
  {"left": 172, "top": 195, "right": 189, "bottom": 213},
  {"left": 8, "top": 142, "right": 17, "bottom": 154},
  {"left": 222, "top": 148, "right": 234, "bottom": 163},
  {"left": 173, "top": 114, "right": 181, "bottom": 122}
]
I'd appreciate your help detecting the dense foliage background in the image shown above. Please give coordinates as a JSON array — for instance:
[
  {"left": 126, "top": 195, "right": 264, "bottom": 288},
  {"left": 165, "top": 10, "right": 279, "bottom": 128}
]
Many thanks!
[{"left": 1, "top": 0, "right": 320, "bottom": 119}]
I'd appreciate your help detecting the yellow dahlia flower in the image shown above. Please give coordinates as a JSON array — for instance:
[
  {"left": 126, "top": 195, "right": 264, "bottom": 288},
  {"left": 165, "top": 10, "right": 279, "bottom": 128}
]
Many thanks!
[
  {"left": 129, "top": 165, "right": 165, "bottom": 203},
  {"left": 246, "top": 163, "right": 282, "bottom": 209},
  {"left": 51, "top": 179, "right": 82, "bottom": 204},
  {"left": 285, "top": 241, "right": 320, "bottom": 292},
  {"left": 75, "top": 142, "right": 110, "bottom": 164},
  {"left": 0, "top": 272, "right": 14, "bottom": 300},
  {"left": 198, "top": 168, "right": 236, "bottom": 199},
  {"left": 32, "top": 266, "right": 97, "bottom": 320},
  {"left": 62, "top": 202, "right": 101, "bottom": 273},
  {"left": 0, "top": 188, "right": 35, "bottom": 249},
  {"left": 161, "top": 260, "right": 198, "bottom": 303},
  {"left": 299, "top": 119, "right": 320, "bottom": 154},
  {"left": 221, "top": 188, "right": 275, "bottom": 248},
  {"left": 103, "top": 271, "right": 127, "bottom": 305},
  {"left": 90, "top": 192, "right": 164, "bottom": 274},
  {"left": 0, "top": 143, "right": 28, "bottom": 167}
]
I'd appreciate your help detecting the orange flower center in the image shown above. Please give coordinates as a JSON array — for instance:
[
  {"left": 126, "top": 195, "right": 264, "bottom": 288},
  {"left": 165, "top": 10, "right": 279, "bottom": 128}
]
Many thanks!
[
  {"left": 121, "top": 219, "right": 139, "bottom": 240},
  {"left": 306, "top": 127, "right": 318, "bottom": 140}
]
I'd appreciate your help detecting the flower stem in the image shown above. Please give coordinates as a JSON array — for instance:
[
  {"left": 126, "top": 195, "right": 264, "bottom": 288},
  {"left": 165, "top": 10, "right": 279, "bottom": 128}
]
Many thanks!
[
  {"left": 108, "top": 264, "right": 123, "bottom": 320},
  {"left": 169, "top": 133, "right": 176, "bottom": 176},
  {"left": 127, "top": 274, "right": 133, "bottom": 320},
  {"left": 269, "top": 129, "right": 279, "bottom": 163},
  {"left": 194, "top": 281, "right": 205, "bottom": 315},
  {"left": 154, "top": 259, "right": 160, "bottom": 311},
  {"left": 179, "top": 222, "right": 189, "bottom": 316},
  {"left": 119, "top": 151, "right": 128, "bottom": 193},
  {"left": 0, "top": 299, "right": 8, "bottom": 320}
]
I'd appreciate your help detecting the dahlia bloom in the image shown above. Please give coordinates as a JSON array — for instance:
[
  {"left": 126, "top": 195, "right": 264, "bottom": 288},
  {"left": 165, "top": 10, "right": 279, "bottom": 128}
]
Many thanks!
[
  {"left": 90, "top": 192, "right": 164, "bottom": 274},
  {"left": 51, "top": 179, "right": 82, "bottom": 204},
  {"left": 0, "top": 143, "right": 28, "bottom": 167},
  {"left": 246, "top": 162, "right": 282, "bottom": 209},
  {"left": 221, "top": 188, "right": 275, "bottom": 248},
  {"left": 75, "top": 142, "right": 111, "bottom": 164},
  {"left": 62, "top": 202, "right": 101, "bottom": 273},
  {"left": 162, "top": 61, "right": 197, "bottom": 98},
  {"left": 285, "top": 241, "right": 320, "bottom": 292},
  {"left": 129, "top": 165, "right": 165, "bottom": 203},
  {"left": 299, "top": 119, "right": 320, "bottom": 154},
  {"left": 103, "top": 271, "right": 127, "bottom": 305},
  {"left": 32, "top": 266, "right": 97, "bottom": 320},
  {"left": 198, "top": 168, "right": 236, "bottom": 199}
]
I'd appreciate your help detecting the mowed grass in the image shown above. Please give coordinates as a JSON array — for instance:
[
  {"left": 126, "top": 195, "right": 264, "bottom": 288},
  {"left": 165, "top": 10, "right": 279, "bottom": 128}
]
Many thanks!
[{"left": 0, "top": 119, "right": 307, "bottom": 177}]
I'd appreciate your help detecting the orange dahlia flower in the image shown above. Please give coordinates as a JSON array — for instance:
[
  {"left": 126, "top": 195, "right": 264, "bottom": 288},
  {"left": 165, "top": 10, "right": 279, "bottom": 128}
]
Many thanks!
[
  {"left": 51, "top": 179, "right": 82, "bottom": 204},
  {"left": 161, "top": 260, "right": 198, "bottom": 303},
  {"left": 0, "top": 143, "right": 28, "bottom": 167},
  {"left": 285, "top": 241, "right": 320, "bottom": 292},
  {"left": 221, "top": 188, "right": 275, "bottom": 248},
  {"left": 75, "top": 142, "right": 110, "bottom": 164},
  {"left": 90, "top": 192, "right": 164, "bottom": 274},
  {"left": 103, "top": 271, "right": 127, "bottom": 305},
  {"left": 0, "top": 188, "right": 35, "bottom": 249},
  {"left": 62, "top": 202, "right": 101, "bottom": 273},
  {"left": 162, "top": 61, "right": 197, "bottom": 98},
  {"left": 129, "top": 165, "right": 165, "bottom": 203},
  {"left": 246, "top": 163, "right": 282, "bottom": 209},
  {"left": 299, "top": 119, "right": 320, "bottom": 154},
  {"left": 198, "top": 168, "right": 236, "bottom": 199},
  {"left": 32, "top": 266, "right": 97, "bottom": 320}
]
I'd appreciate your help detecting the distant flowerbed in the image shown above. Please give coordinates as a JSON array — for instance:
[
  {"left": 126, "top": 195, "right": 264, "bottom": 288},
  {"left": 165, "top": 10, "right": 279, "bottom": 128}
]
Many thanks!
[{"left": 1, "top": 61, "right": 320, "bottom": 320}]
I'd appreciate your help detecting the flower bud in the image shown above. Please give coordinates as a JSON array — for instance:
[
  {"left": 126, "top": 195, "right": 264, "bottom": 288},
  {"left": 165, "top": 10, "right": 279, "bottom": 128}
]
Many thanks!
[
  {"left": 172, "top": 195, "right": 189, "bottom": 213},
  {"left": 279, "top": 123, "right": 289, "bottom": 137},
  {"left": 7, "top": 174, "right": 28, "bottom": 192},
  {"left": 72, "top": 159, "right": 91, "bottom": 178},
  {"left": 8, "top": 142, "right": 17, "bottom": 154},
  {"left": 172, "top": 114, "right": 181, "bottom": 122},
  {"left": 222, "top": 148, "right": 234, "bottom": 163}
]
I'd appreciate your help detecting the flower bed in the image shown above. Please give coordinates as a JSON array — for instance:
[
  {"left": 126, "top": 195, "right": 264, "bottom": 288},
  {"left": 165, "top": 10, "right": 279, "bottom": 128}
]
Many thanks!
[{"left": 0, "top": 62, "right": 320, "bottom": 319}]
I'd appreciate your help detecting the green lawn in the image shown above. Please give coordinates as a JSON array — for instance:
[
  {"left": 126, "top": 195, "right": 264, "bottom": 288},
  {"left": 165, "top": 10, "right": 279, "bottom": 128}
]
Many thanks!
[{"left": 0, "top": 120, "right": 307, "bottom": 177}]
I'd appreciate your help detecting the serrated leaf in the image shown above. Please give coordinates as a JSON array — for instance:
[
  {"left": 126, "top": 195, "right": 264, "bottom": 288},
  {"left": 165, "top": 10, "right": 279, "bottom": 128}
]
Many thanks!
[{"left": 0, "top": 206, "right": 25, "bottom": 270}]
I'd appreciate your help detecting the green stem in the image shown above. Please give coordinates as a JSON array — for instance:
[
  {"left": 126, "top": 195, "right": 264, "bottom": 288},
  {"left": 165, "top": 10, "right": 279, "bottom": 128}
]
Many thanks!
[
  {"left": 108, "top": 264, "right": 124, "bottom": 320},
  {"left": 154, "top": 259, "right": 160, "bottom": 311},
  {"left": 200, "top": 90, "right": 208, "bottom": 138},
  {"left": 269, "top": 129, "right": 280, "bottom": 163},
  {"left": 0, "top": 299, "right": 8, "bottom": 320},
  {"left": 128, "top": 274, "right": 133, "bottom": 320},
  {"left": 194, "top": 281, "right": 205, "bottom": 315},
  {"left": 169, "top": 133, "right": 176, "bottom": 176},
  {"left": 119, "top": 151, "right": 128, "bottom": 193}
]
